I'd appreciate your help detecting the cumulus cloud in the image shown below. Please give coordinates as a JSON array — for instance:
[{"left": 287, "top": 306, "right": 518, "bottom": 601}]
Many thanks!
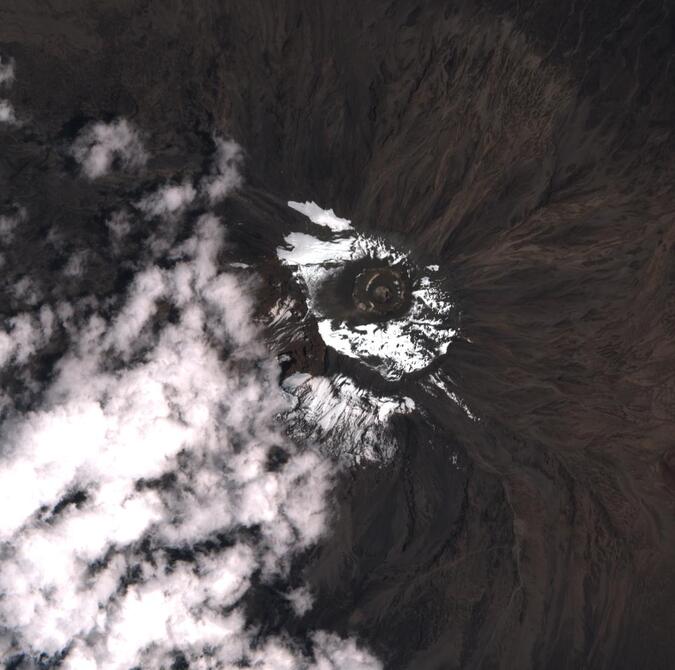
[
  {"left": 0, "top": 206, "right": 27, "bottom": 244},
  {"left": 62, "top": 250, "right": 89, "bottom": 278},
  {"left": 135, "top": 137, "right": 242, "bottom": 224},
  {"left": 136, "top": 180, "right": 196, "bottom": 217},
  {"left": 0, "top": 56, "right": 18, "bottom": 125},
  {"left": 312, "top": 632, "right": 384, "bottom": 670},
  {"left": 12, "top": 275, "right": 42, "bottom": 306},
  {"left": 0, "top": 122, "right": 381, "bottom": 668},
  {"left": 201, "top": 137, "right": 243, "bottom": 203},
  {"left": 0, "top": 305, "right": 55, "bottom": 368},
  {"left": 0, "top": 215, "right": 381, "bottom": 668},
  {"left": 71, "top": 119, "right": 147, "bottom": 179},
  {"left": 286, "top": 585, "right": 315, "bottom": 617},
  {"left": 0, "top": 55, "right": 14, "bottom": 87},
  {"left": 0, "top": 99, "right": 17, "bottom": 124},
  {"left": 106, "top": 209, "right": 132, "bottom": 241}
]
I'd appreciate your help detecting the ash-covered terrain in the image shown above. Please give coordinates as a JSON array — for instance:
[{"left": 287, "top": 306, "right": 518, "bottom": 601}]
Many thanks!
[{"left": 1, "top": 1, "right": 675, "bottom": 669}]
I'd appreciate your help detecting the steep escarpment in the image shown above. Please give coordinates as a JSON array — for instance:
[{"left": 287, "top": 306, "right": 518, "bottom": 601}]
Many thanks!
[{"left": 1, "top": 1, "right": 674, "bottom": 668}]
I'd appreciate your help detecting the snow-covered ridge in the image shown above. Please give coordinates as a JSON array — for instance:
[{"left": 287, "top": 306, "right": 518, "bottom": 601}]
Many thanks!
[
  {"left": 278, "top": 201, "right": 457, "bottom": 380},
  {"left": 283, "top": 373, "right": 415, "bottom": 464}
]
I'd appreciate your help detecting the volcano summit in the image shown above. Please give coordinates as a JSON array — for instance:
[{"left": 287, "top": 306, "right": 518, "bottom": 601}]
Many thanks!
[{"left": 1, "top": 2, "right": 675, "bottom": 669}]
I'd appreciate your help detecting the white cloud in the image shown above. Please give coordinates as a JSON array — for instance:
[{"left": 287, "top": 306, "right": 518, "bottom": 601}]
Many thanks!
[
  {"left": 201, "top": 137, "right": 243, "bottom": 203},
  {"left": 123, "top": 136, "right": 244, "bottom": 268},
  {"left": 0, "top": 55, "right": 14, "bottom": 87},
  {"left": 106, "top": 210, "right": 132, "bottom": 242},
  {"left": 62, "top": 250, "right": 89, "bottom": 277},
  {"left": 136, "top": 180, "right": 196, "bottom": 217},
  {"left": 0, "top": 215, "right": 381, "bottom": 669},
  {"left": 312, "top": 632, "right": 384, "bottom": 670},
  {"left": 0, "top": 306, "right": 54, "bottom": 369},
  {"left": 0, "top": 57, "right": 18, "bottom": 125},
  {"left": 286, "top": 585, "right": 314, "bottom": 617},
  {"left": 71, "top": 119, "right": 147, "bottom": 179},
  {"left": 135, "top": 137, "right": 242, "bottom": 222},
  {"left": 0, "top": 206, "right": 27, "bottom": 243},
  {"left": 104, "top": 265, "right": 167, "bottom": 354},
  {"left": 0, "top": 99, "right": 17, "bottom": 124},
  {"left": 12, "top": 275, "right": 42, "bottom": 305}
]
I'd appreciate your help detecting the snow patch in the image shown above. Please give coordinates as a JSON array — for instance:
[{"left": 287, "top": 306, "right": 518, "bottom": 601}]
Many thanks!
[
  {"left": 426, "top": 370, "right": 478, "bottom": 421},
  {"left": 283, "top": 372, "right": 415, "bottom": 463},
  {"left": 278, "top": 201, "right": 457, "bottom": 379},
  {"left": 289, "top": 200, "right": 353, "bottom": 232}
]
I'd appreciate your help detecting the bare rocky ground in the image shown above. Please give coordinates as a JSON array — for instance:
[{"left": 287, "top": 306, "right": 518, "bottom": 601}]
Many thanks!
[{"left": 1, "top": 1, "right": 675, "bottom": 668}]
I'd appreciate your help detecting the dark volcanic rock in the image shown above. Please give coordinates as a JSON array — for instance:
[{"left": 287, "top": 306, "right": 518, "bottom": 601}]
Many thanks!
[{"left": 1, "top": 1, "right": 675, "bottom": 668}]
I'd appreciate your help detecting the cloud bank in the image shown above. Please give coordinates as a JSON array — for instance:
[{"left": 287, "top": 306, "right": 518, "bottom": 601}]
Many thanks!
[{"left": 0, "top": 136, "right": 381, "bottom": 668}]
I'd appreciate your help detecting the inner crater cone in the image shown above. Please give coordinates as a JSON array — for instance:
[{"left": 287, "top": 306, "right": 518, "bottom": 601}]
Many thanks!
[{"left": 352, "top": 267, "right": 408, "bottom": 317}]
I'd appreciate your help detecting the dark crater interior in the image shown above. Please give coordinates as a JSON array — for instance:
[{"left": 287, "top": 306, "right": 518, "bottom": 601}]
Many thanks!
[
  {"left": 313, "top": 257, "right": 412, "bottom": 324},
  {"left": 352, "top": 266, "right": 409, "bottom": 318},
  {"left": 2, "top": 1, "right": 675, "bottom": 668}
]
